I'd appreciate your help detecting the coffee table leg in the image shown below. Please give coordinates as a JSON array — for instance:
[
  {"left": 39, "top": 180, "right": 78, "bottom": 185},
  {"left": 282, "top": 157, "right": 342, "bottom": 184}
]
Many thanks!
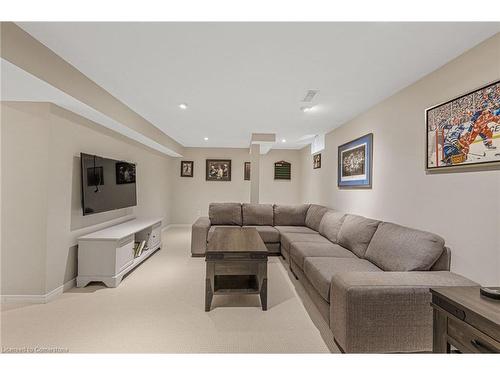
[
  {"left": 260, "top": 278, "right": 267, "bottom": 311},
  {"left": 205, "top": 278, "right": 213, "bottom": 312}
]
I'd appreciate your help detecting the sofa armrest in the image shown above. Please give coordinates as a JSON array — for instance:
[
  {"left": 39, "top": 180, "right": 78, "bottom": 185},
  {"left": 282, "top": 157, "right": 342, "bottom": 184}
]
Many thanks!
[
  {"left": 191, "top": 217, "right": 211, "bottom": 256},
  {"left": 330, "top": 271, "right": 478, "bottom": 353}
]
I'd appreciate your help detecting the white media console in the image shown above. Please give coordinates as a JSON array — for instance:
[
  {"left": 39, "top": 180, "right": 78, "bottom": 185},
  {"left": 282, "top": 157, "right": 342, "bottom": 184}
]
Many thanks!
[{"left": 77, "top": 217, "right": 163, "bottom": 287}]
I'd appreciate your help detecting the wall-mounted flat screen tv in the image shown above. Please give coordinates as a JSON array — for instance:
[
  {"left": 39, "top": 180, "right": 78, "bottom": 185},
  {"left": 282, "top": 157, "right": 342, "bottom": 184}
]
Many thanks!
[{"left": 81, "top": 153, "right": 137, "bottom": 215}]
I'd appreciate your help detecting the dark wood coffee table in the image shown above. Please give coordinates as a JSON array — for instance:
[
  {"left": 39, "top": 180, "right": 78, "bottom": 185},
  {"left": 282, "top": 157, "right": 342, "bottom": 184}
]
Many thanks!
[{"left": 205, "top": 227, "right": 268, "bottom": 311}]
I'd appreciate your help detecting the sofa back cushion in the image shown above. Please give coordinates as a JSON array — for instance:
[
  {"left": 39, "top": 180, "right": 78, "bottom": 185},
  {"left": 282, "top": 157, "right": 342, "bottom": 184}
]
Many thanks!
[
  {"left": 364, "top": 222, "right": 445, "bottom": 271},
  {"left": 209, "top": 203, "right": 242, "bottom": 225},
  {"left": 318, "top": 211, "right": 346, "bottom": 243},
  {"left": 242, "top": 203, "right": 274, "bottom": 226},
  {"left": 337, "top": 214, "right": 380, "bottom": 258},
  {"left": 273, "top": 204, "right": 310, "bottom": 226},
  {"left": 305, "top": 204, "right": 329, "bottom": 231}
]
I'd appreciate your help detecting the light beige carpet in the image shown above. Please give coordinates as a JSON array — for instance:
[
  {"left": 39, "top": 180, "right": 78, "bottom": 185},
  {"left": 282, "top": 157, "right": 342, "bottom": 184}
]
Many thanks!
[{"left": 1, "top": 226, "right": 338, "bottom": 353}]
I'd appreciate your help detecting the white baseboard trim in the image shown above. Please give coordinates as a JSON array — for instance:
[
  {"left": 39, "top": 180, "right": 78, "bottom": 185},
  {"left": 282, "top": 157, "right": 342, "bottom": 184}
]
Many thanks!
[
  {"left": 1, "top": 278, "right": 76, "bottom": 304},
  {"left": 163, "top": 224, "right": 191, "bottom": 230}
]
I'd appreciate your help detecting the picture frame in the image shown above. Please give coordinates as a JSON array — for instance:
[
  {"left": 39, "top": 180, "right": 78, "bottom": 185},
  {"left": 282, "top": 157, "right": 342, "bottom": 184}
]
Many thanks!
[
  {"left": 180, "top": 160, "right": 194, "bottom": 177},
  {"left": 274, "top": 161, "right": 291, "bottom": 180},
  {"left": 244, "top": 162, "right": 251, "bottom": 180},
  {"left": 338, "top": 133, "right": 373, "bottom": 189},
  {"left": 425, "top": 79, "right": 500, "bottom": 171},
  {"left": 313, "top": 153, "right": 321, "bottom": 169},
  {"left": 206, "top": 159, "right": 231, "bottom": 181},
  {"left": 115, "top": 162, "right": 136, "bottom": 184}
]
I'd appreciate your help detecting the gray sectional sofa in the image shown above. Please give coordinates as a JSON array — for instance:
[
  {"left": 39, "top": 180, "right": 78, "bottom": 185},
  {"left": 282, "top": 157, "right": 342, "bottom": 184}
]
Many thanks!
[{"left": 191, "top": 202, "right": 478, "bottom": 353}]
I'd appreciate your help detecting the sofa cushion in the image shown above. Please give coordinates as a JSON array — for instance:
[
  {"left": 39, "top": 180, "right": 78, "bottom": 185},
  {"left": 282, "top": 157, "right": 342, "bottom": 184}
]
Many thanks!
[
  {"left": 318, "top": 211, "right": 346, "bottom": 243},
  {"left": 305, "top": 204, "right": 329, "bottom": 231},
  {"left": 242, "top": 203, "right": 274, "bottom": 226},
  {"left": 207, "top": 225, "right": 238, "bottom": 242},
  {"left": 275, "top": 226, "right": 317, "bottom": 234},
  {"left": 273, "top": 204, "right": 310, "bottom": 226},
  {"left": 337, "top": 214, "right": 380, "bottom": 258},
  {"left": 280, "top": 232, "right": 330, "bottom": 251},
  {"left": 364, "top": 222, "right": 445, "bottom": 271},
  {"left": 243, "top": 225, "right": 280, "bottom": 243},
  {"left": 290, "top": 242, "right": 356, "bottom": 270},
  {"left": 303, "top": 257, "right": 382, "bottom": 302},
  {"left": 209, "top": 202, "right": 242, "bottom": 225}
]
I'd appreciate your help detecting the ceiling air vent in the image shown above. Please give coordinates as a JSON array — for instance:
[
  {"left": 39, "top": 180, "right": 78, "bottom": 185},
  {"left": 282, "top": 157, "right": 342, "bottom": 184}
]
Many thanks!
[{"left": 302, "top": 89, "right": 319, "bottom": 103}]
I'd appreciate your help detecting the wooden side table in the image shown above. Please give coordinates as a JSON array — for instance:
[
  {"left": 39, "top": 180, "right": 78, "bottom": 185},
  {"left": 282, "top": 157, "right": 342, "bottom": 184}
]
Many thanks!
[{"left": 430, "top": 287, "right": 500, "bottom": 353}]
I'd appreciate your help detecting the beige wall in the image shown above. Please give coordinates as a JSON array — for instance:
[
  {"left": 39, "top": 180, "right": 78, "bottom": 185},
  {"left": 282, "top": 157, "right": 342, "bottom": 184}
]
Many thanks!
[
  {"left": 1, "top": 102, "right": 174, "bottom": 295},
  {"left": 171, "top": 148, "right": 302, "bottom": 223},
  {"left": 1, "top": 103, "right": 49, "bottom": 295},
  {"left": 300, "top": 33, "right": 500, "bottom": 285}
]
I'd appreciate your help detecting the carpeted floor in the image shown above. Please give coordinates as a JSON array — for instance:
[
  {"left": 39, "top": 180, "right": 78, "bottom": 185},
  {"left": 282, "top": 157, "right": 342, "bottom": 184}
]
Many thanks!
[{"left": 1, "top": 226, "right": 339, "bottom": 353}]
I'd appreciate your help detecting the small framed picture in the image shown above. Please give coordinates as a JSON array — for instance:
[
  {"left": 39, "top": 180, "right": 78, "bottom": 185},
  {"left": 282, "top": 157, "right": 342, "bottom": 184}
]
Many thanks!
[
  {"left": 274, "top": 161, "right": 291, "bottom": 180},
  {"left": 180, "top": 161, "right": 194, "bottom": 177},
  {"left": 206, "top": 159, "right": 231, "bottom": 181},
  {"left": 313, "top": 153, "right": 321, "bottom": 169},
  {"left": 244, "top": 162, "right": 251, "bottom": 180},
  {"left": 338, "top": 133, "right": 373, "bottom": 189}
]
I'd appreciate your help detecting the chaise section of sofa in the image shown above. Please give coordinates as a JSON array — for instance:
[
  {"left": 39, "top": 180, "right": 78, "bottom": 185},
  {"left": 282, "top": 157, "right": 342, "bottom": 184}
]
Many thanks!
[{"left": 330, "top": 271, "right": 478, "bottom": 353}]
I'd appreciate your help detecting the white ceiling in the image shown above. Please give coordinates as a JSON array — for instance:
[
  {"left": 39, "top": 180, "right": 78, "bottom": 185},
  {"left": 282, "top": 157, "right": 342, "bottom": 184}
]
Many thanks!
[{"left": 15, "top": 22, "right": 500, "bottom": 149}]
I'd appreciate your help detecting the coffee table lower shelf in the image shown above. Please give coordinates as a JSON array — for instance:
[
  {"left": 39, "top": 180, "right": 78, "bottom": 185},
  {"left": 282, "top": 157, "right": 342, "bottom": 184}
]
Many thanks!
[
  {"left": 205, "top": 262, "right": 268, "bottom": 311},
  {"left": 213, "top": 275, "right": 260, "bottom": 295}
]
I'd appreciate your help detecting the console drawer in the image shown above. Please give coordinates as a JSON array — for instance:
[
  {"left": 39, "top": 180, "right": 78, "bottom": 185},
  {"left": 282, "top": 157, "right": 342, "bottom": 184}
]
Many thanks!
[{"left": 448, "top": 317, "right": 500, "bottom": 353}]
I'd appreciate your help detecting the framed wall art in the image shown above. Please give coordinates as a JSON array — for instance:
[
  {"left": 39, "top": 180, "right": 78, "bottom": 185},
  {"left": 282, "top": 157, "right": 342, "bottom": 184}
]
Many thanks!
[
  {"left": 244, "top": 162, "right": 251, "bottom": 180},
  {"left": 206, "top": 159, "right": 231, "bottom": 181},
  {"left": 313, "top": 153, "right": 321, "bottom": 169},
  {"left": 274, "top": 161, "right": 291, "bottom": 180},
  {"left": 338, "top": 133, "right": 373, "bottom": 189},
  {"left": 426, "top": 79, "right": 500, "bottom": 171},
  {"left": 180, "top": 160, "right": 194, "bottom": 177}
]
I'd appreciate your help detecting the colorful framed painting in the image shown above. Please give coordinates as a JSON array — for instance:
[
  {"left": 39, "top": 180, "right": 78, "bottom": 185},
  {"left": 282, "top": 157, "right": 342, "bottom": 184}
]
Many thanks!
[
  {"left": 426, "top": 79, "right": 500, "bottom": 171},
  {"left": 206, "top": 159, "right": 231, "bottom": 181},
  {"left": 337, "top": 133, "right": 373, "bottom": 189},
  {"left": 180, "top": 160, "right": 194, "bottom": 177},
  {"left": 313, "top": 153, "right": 321, "bottom": 169}
]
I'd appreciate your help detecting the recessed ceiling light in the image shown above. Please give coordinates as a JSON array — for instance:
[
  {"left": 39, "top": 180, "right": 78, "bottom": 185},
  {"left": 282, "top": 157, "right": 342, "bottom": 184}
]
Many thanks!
[
  {"left": 204, "top": 137, "right": 209, "bottom": 141},
  {"left": 301, "top": 106, "right": 315, "bottom": 113},
  {"left": 281, "top": 139, "right": 287, "bottom": 143},
  {"left": 178, "top": 103, "right": 188, "bottom": 110}
]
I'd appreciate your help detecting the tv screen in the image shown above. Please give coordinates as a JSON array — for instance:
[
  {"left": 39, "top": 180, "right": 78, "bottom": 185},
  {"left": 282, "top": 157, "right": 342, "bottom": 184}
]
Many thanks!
[{"left": 81, "top": 153, "right": 137, "bottom": 215}]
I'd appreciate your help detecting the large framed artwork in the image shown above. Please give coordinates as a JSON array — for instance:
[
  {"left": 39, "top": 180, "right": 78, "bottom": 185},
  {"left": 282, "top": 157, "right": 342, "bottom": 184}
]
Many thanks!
[
  {"left": 338, "top": 133, "right": 373, "bottom": 189},
  {"left": 206, "top": 159, "right": 231, "bottom": 181},
  {"left": 426, "top": 80, "right": 500, "bottom": 171}
]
